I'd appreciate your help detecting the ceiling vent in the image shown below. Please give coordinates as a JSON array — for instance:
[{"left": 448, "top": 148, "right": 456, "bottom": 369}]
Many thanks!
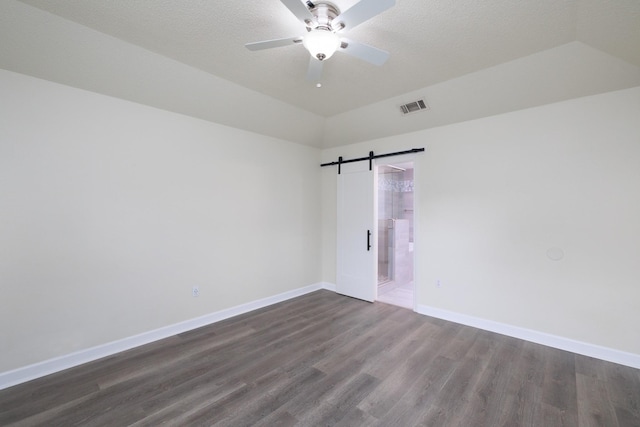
[{"left": 400, "top": 99, "right": 429, "bottom": 115}]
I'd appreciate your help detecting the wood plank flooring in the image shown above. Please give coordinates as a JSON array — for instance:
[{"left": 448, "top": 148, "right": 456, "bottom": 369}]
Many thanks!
[{"left": 1, "top": 290, "right": 639, "bottom": 426}]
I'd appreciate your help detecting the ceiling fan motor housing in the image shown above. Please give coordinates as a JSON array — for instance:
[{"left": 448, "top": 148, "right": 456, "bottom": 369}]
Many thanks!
[{"left": 308, "top": 2, "right": 341, "bottom": 30}]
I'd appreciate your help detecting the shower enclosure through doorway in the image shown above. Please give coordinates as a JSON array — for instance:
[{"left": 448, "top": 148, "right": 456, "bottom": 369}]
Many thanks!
[{"left": 377, "top": 163, "right": 414, "bottom": 307}]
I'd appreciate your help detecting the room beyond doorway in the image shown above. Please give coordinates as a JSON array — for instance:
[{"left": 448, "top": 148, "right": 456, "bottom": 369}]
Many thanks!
[{"left": 376, "top": 161, "right": 414, "bottom": 309}]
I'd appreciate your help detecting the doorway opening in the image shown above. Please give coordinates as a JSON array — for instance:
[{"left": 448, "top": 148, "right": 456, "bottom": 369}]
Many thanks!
[{"left": 376, "top": 161, "right": 414, "bottom": 309}]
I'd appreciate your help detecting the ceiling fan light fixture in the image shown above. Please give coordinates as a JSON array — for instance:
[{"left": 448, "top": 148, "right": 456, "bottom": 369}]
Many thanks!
[{"left": 303, "top": 28, "right": 340, "bottom": 61}]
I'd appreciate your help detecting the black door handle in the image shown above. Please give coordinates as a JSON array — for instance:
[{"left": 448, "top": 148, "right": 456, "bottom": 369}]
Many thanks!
[{"left": 367, "top": 230, "right": 372, "bottom": 251}]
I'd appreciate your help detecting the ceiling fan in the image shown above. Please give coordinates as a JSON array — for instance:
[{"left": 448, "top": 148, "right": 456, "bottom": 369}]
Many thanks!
[{"left": 245, "top": 0, "right": 395, "bottom": 82}]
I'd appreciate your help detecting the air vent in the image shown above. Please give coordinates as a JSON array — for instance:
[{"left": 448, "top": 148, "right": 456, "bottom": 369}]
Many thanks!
[{"left": 400, "top": 99, "right": 429, "bottom": 115}]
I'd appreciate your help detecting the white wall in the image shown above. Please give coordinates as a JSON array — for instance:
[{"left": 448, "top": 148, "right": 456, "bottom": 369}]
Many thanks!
[
  {"left": 322, "top": 86, "right": 640, "bottom": 356},
  {"left": 323, "top": 43, "right": 640, "bottom": 148},
  {"left": 0, "top": 69, "right": 322, "bottom": 373},
  {"left": 0, "top": 0, "right": 326, "bottom": 148}
]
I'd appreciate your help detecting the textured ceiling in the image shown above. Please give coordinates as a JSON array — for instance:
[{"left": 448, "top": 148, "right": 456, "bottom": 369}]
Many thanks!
[{"left": 14, "top": 0, "right": 640, "bottom": 117}]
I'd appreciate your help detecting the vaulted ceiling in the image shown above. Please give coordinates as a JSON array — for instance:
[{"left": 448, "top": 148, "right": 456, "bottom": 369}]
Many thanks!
[{"left": 1, "top": 0, "right": 639, "bottom": 147}]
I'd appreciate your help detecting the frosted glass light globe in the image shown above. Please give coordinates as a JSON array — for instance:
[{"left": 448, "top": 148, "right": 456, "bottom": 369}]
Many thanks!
[{"left": 303, "top": 29, "right": 340, "bottom": 61}]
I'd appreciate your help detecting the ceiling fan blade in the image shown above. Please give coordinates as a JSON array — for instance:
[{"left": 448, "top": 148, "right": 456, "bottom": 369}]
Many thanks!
[
  {"left": 306, "top": 58, "right": 324, "bottom": 82},
  {"left": 333, "top": 0, "right": 395, "bottom": 30},
  {"left": 245, "top": 37, "right": 303, "bottom": 51},
  {"left": 339, "top": 38, "right": 389, "bottom": 66},
  {"left": 280, "top": 0, "right": 314, "bottom": 25}
]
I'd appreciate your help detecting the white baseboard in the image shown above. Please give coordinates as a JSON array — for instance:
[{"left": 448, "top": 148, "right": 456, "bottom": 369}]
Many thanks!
[
  {"left": 416, "top": 304, "right": 640, "bottom": 370},
  {"left": 321, "top": 282, "right": 337, "bottom": 292},
  {"left": 0, "top": 282, "right": 327, "bottom": 391}
]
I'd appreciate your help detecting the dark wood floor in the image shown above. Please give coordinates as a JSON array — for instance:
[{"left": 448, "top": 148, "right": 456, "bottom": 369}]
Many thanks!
[{"left": 1, "top": 290, "right": 639, "bottom": 426}]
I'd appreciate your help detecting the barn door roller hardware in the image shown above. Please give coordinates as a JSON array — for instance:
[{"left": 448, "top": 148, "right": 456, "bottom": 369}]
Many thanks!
[{"left": 321, "top": 148, "right": 424, "bottom": 174}]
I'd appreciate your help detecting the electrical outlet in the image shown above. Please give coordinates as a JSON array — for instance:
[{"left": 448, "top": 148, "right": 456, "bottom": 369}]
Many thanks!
[
  {"left": 192, "top": 286, "right": 199, "bottom": 297},
  {"left": 436, "top": 280, "right": 442, "bottom": 288}
]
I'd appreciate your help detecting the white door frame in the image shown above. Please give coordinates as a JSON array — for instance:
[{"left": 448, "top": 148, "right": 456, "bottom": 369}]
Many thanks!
[{"left": 374, "top": 154, "right": 418, "bottom": 311}]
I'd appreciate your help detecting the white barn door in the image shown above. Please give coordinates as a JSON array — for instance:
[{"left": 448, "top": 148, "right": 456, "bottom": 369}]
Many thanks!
[{"left": 336, "top": 162, "right": 376, "bottom": 302}]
